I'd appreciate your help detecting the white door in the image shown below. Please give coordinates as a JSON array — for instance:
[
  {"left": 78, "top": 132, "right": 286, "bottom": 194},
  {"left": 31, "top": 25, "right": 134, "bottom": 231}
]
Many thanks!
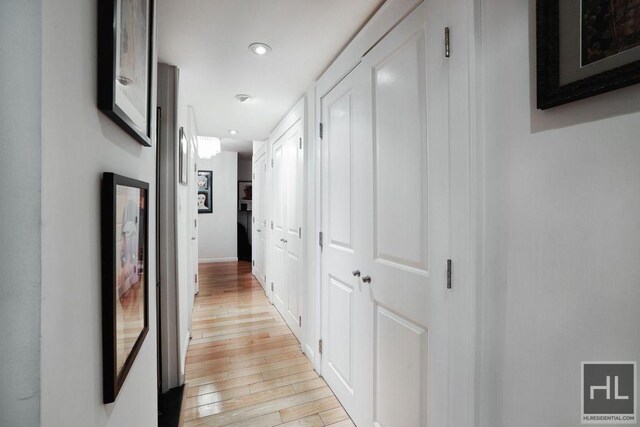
[
  {"left": 271, "top": 134, "right": 287, "bottom": 312},
  {"left": 321, "top": 4, "right": 450, "bottom": 426},
  {"left": 282, "top": 123, "right": 303, "bottom": 339},
  {"left": 271, "top": 122, "right": 304, "bottom": 340},
  {"left": 321, "top": 64, "right": 372, "bottom": 427},
  {"left": 253, "top": 147, "right": 268, "bottom": 288}
]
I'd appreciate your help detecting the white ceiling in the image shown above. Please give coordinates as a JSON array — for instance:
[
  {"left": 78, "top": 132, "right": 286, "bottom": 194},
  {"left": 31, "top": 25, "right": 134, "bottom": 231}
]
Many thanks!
[{"left": 157, "top": 0, "right": 384, "bottom": 141}]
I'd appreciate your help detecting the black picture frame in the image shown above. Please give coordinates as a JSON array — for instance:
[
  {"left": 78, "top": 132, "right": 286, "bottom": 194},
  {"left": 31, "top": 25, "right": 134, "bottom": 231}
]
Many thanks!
[
  {"left": 198, "top": 170, "right": 213, "bottom": 214},
  {"left": 98, "top": 0, "right": 155, "bottom": 146},
  {"left": 238, "top": 181, "right": 252, "bottom": 211},
  {"left": 101, "top": 173, "right": 150, "bottom": 403},
  {"left": 537, "top": 0, "right": 640, "bottom": 109}
]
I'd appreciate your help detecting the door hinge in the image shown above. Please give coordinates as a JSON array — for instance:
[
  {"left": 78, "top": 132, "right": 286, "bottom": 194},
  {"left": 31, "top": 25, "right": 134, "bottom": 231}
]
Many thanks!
[
  {"left": 194, "top": 219, "right": 197, "bottom": 228},
  {"left": 319, "top": 123, "right": 323, "bottom": 139},
  {"left": 299, "top": 227, "right": 302, "bottom": 238},
  {"left": 194, "top": 273, "right": 198, "bottom": 284},
  {"left": 253, "top": 172, "right": 255, "bottom": 179},
  {"left": 299, "top": 137, "right": 302, "bottom": 149},
  {"left": 319, "top": 231, "right": 323, "bottom": 250},
  {"left": 299, "top": 316, "right": 302, "bottom": 327},
  {"left": 271, "top": 158, "right": 274, "bottom": 168},
  {"left": 319, "top": 339, "right": 323, "bottom": 354},
  {"left": 447, "top": 259, "right": 452, "bottom": 289},
  {"left": 445, "top": 27, "right": 450, "bottom": 58},
  {"left": 252, "top": 260, "right": 255, "bottom": 267},
  {"left": 271, "top": 221, "right": 274, "bottom": 230},
  {"left": 253, "top": 216, "right": 255, "bottom": 223},
  {"left": 271, "top": 282, "right": 274, "bottom": 292}
]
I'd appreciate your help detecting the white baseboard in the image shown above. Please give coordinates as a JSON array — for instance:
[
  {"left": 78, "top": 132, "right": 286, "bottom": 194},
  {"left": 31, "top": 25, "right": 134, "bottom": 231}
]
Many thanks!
[
  {"left": 304, "top": 343, "right": 315, "bottom": 362},
  {"left": 198, "top": 257, "right": 239, "bottom": 263}
]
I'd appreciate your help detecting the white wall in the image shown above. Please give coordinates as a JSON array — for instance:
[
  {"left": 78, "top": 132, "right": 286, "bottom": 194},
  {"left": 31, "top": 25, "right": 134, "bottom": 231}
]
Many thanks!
[
  {"left": 198, "top": 151, "right": 238, "bottom": 262},
  {"left": 0, "top": 1, "right": 41, "bottom": 425},
  {"left": 477, "top": 1, "right": 640, "bottom": 426},
  {"left": 41, "top": 0, "right": 157, "bottom": 425}
]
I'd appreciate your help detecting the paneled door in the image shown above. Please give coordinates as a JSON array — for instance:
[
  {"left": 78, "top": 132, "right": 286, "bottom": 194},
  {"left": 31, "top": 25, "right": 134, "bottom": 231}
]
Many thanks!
[
  {"left": 252, "top": 146, "right": 268, "bottom": 288},
  {"left": 321, "top": 63, "right": 373, "bottom": 427},
  {"left": 271, "top": 122, "right": 304, "bottom": 340},
  {"left": 321, "top": 3, "right": 450, "bottom": 426},
  {"left": 282, "top": 123, "right": 304, "bottom": 339}
]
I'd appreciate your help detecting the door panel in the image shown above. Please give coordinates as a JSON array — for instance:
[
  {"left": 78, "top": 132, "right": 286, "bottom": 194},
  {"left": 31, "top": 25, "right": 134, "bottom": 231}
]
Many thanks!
[
  {"left": 320, "top": 4, "right": 449, "bottom": 427},
  {"left": 270, "top": 122, "right": 304, "bottom": 340},
  {"left": 362, "top": 4, "right": 449, "bottom": 427},
  {"left": 271, "top": 137, "right": 287, "bottom": 311},
  {"left": 321, "top": 64, "right": 372, "bottom": 427},
  {"left": 253, "top": 148, "right": 267, "bottom": 288}
]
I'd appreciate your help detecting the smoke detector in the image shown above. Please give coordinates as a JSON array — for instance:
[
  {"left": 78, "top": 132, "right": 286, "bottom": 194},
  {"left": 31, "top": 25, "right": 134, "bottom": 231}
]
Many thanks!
[{"left": 235, "top": 94, "right": 253, "bottom": 103}]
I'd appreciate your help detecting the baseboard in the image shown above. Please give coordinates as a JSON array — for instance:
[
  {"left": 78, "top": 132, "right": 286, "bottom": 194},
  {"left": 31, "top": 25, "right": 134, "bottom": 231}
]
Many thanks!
[
  {"left": 198, "top": 257, "right": 238, "bottom": 263},
  {"left": 304, "top": 343, "right": 315, "bottom": 362}
]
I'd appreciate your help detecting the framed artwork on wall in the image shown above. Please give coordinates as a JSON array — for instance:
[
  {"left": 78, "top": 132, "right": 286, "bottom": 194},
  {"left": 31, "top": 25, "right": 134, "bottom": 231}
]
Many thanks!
[
  {"left": 238, "top": 181, "right": 252, "bottom": 211},
  {"left": 537, "top": 0, "right": 640, "bottom": 109},
  {"left": 198, "top": 170, "right": 213, "bottom": 214},
  {"left": 98, "top": 0, "right": 155, "bottom": 146},
  {"left": 101, "top": 173, "right": 149, "bottom": 403}
]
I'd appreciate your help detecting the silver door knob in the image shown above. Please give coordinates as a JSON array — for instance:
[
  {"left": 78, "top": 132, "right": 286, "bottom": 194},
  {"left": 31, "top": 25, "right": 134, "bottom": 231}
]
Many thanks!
[
  {"left": 362, "top": 276, "right": 371, "bottom": 283},
  {"left": 352, "top": 270, "right": 361, "bottom": 277},
  {"left": 280, "top": 238, "right": 284, "bottom": 242},
  {"left": 257, "top": 229, "right": 262, "bottom": 232},
  {"left": 283, "top": 239, "right": 288, "bottom": 243}
]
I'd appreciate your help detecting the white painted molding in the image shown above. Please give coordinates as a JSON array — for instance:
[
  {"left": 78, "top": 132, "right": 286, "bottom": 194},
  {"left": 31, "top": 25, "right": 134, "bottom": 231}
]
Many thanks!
[{"left": 198, "top": 257, "right": 239, "bottom": 263}]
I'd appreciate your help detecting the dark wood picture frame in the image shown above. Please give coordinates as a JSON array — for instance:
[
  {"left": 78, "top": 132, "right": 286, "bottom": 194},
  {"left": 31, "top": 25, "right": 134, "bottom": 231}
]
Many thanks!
[
  {"left": 198, "top": 170, "right": 213, "bottom": 214},
  {"left": 102, "top": 173, "right": 150, "bottom": 403},
  {"left": 98, "top": 0, "right": 155, "bottom": 146},
  {"left": 537, "top": 0, "right": 640, "bottom": 109}
]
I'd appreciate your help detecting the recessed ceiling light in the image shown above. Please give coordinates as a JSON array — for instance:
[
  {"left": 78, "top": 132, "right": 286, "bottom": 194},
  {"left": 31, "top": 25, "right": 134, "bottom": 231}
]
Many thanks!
[
  {"left": 229, "top": 130, "right": 238, "bottom": 135},
  {"left": 249, "top": 42, "right": 271, "bottom": 56},
  {"left": 235, "top": 94, "right": 253, "bottom": 103}
]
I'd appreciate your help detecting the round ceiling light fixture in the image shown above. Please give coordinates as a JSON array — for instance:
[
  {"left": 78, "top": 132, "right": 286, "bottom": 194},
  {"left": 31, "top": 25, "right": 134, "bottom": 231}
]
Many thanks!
[
  {"left": 235, "top": 94, "right": 253, "bottom": 103},
  {"left": 249, "top": 42, "right": 272, "bottom": 56},
  {"left": 228, "top": 129, "right": 238, "bottom": 135}
]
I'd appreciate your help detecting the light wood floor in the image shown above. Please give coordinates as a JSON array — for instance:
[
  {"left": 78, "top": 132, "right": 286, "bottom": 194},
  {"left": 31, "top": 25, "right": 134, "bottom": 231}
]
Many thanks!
[{"left": 181, "top": 261, "right": 353, "bottom": 427}]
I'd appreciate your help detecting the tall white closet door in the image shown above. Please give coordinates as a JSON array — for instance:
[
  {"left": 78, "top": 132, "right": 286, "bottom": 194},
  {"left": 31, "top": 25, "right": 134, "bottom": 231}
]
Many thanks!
[
  {"left": 252, "top": 148, "right": 267, "bottom": 288},
  {"left": 360, "top": 4, "right": 450, "bottom": 426},
  {"left": 321, "top": 64, "right": 373, "bottom": 427},
  {"left": 282, "top": 123, "right": 304, "bottom": 338},
  {"left": 320, "top": 3, "right": 450, "bottom": 426},
  {"left": 271, "top": 136, "right": 287, "bottom": 313}
]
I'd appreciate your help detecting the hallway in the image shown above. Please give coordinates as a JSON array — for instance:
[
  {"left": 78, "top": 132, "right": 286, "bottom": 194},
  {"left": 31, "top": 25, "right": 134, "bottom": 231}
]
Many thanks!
[{"left": 182, "top": 262, "right": 353, "bottom": 426}]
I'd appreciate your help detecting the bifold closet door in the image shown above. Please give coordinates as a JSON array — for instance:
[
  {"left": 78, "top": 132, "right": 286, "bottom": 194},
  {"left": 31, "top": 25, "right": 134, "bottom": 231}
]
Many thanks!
[
  {"left": 253, "top": 149, "right": 267, "bottom": 287},
  {"left": 321, "top": 3, "right": 450, "bottom": 426},
  {"left": 321, "top": 64, "right": 373, "bottom": 427},
  {"left": 270, "top": 121, "right": 304, "bottom": 341}
]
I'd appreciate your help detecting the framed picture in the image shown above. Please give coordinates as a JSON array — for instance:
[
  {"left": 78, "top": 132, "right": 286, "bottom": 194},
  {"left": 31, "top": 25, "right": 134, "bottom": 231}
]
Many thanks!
[
  {"left": 98, "top": 0, "right": 155, "bottom": 146},
  {"left": 537, "top": 0, "right": 640, "bottom": 109},
  {"left": 238, "top": 181, "right": 252, "bottom": 211},
  {"left": 198, "top": 170, "right": 213, "bottom": 214},
  {"left": 101, "top": 173, "right": 149, "bottom": 403},
  {"left": 179, "top": 127, "right": 188, "bottom": 185}
]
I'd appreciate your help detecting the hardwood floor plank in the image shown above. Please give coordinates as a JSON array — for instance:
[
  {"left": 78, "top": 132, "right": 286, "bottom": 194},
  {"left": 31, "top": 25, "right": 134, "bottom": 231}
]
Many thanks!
[{"left": 181, "top": 261, "right": 347, "bottom": 427}]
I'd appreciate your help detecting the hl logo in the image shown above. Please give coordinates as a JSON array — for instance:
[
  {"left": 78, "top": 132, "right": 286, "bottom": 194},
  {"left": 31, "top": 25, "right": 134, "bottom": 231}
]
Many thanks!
[{"left": 582, "top": 362, "right": 636, "bottom": 424}]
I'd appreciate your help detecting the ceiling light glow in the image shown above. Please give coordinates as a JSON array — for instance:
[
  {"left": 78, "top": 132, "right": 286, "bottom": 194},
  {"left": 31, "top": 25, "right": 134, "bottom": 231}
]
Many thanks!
[
  {"left": 249, "top": 42, "right": 272, "bottom": 56},
  {"left": 228, "top": 130, "right": 238, "bottom": 135}
]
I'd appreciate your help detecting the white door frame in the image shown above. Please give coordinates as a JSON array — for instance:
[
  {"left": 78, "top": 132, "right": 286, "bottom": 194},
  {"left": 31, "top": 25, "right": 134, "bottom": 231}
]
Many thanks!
[{"left": 310, "top": 0, "right": 479, "bottom": 425}]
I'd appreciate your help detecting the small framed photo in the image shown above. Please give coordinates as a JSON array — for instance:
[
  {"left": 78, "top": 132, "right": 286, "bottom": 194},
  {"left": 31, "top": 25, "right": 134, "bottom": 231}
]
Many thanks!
[
  {"left": 537, "top": 0, "right": 640, "bottom": 109},
  {"left": 198, "top": 170, "right": 213, "bottom": 214},
  {"left": 101, "top": 173, "right": 149, "bottom": 403},
  {"left": 238, "top": 181, "right": 252, "bottom": 211},
  {"left": 98, "top": 0, "right": 155, "bottom": 146}
]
